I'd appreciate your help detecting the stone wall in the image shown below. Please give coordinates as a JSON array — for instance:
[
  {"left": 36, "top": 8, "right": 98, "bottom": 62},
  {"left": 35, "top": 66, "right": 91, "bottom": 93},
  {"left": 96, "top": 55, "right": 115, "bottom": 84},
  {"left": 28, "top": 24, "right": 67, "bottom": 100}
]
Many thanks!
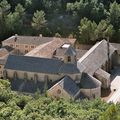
[
  {"left": 80, "top": 87, "right": 101, "bottom": 99},
  {"left": 2, "top": 42, "right": 36, "bottom": 55},
  {"left": 94, "top": 69, "right": 111, "bottom": 89},
  {"left": 47, "top": 85, "right": 71, "bottom": 100},
  {"left": 4, "top": 69, "right": 80, "bottom": 82},
  {"left": 0, "top": 65, "right": 4, "bottom": 78},
  {"left": 75, "top": 41, "right": 92, "bottom": 50}
]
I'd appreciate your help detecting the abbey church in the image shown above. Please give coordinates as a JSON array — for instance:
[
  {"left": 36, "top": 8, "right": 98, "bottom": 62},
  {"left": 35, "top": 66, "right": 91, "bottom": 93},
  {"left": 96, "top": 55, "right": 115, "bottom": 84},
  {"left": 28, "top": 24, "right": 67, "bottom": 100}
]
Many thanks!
[{"left": 0, "top": 34, "right": 120, "bottom": 100}]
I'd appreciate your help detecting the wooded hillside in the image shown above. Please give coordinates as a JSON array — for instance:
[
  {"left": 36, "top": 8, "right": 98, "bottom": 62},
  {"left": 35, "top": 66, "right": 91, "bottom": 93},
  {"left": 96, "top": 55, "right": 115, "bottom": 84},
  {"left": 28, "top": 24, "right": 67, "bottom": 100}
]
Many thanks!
[
  {"left": 0, "top": 79, "right": 120, "bottom": 120},
  {"left": 0, "top": 0, "right": 120, "bottom": 43}
]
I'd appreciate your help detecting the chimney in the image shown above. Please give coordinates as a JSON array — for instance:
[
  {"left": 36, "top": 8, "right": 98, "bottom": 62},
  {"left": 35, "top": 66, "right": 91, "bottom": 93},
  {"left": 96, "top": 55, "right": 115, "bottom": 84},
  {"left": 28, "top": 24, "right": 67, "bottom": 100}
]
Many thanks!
[
  {"left": 14, "top": 34, "right": 18, "bottom": 42},
  {"left": 39, "top": 34, "right": 42, "bottom": 37}
]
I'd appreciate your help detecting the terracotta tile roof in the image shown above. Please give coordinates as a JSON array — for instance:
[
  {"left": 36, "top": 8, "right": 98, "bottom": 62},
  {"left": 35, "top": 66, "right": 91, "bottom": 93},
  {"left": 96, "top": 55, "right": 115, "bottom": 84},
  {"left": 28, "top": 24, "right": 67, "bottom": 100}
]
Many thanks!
[
  {"left": 3, "top": 35, "right": 76, "bottom": 46},
  {"left": 0, "top": 46, "right": 13, "bottom": 57},
  {"left": 54, "top": 48, "right": 87, "bottom": 59},
  {"left": 25, "top": 38, "right": 75, "bottom": 58}
]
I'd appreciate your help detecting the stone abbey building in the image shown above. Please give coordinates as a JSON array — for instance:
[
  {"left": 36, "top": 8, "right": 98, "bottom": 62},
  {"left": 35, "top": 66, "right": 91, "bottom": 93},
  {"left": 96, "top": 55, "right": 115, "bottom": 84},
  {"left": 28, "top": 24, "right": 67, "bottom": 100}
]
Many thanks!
[{"left": 0, "top": 34, "right": 120, "bottom": 100}]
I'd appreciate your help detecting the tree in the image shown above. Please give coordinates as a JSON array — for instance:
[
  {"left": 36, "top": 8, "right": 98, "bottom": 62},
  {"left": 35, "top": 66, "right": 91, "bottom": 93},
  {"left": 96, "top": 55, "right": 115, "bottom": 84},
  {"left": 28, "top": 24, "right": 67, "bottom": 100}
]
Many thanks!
[
  {"left": 15, "top": 4, "right": 25, "bottom": 17},
  {"left": 66, "top": 0, "right": 107, "bottom": 23},
  {"left": 95, "top": 20, "right": 114, "bottom": 40},
  {"left": 5, "top": 4, "right": 25, "bottom": 34},
  {"left": 108, "top": 1, "right": 120, "bottom": 30},
  {"left": 0, "top": 0, "right": 10, "bottom": 14},
  {"left": 78, "top": 17, "right": 97, "bottom": 43},
  {"left": 78, "top": 18, "right": 114, "bottom": 43},
  {"left": 99, "top": 104, "right": 119, "bottom": 120},
  {"left": 0, "top": 0, "right": 11, "bottom": 36},
  {"left": 32, "top": 10, "right": 47, "bottom": 31}
]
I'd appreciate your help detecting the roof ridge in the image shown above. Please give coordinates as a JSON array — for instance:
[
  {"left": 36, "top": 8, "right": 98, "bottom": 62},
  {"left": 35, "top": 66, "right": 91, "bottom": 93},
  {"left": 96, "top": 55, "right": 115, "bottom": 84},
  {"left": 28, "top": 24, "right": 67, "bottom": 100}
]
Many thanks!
[{"left": 78, "top": 40, "right": 109, "bottom": 64}]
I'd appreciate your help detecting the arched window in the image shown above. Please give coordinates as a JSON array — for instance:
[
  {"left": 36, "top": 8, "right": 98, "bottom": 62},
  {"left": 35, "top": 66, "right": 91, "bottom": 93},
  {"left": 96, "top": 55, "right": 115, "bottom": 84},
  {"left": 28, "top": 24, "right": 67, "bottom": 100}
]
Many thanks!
[
  {"left": 13, "top": 71, "right": 18, "bottom": 80},
  {"left": 68, "top": 56, "right": 71, "bottom": 62},
  {"left": 34, "top": 74, "right": 38, "bottom": 84},
  {"left": 16, "top": 49, "right": 20, "bottom": 55},
  {"left": 3, "top": 70, "right": 7, "bottom": 79},
  {"left": 24, "top": 73, "right": 28, "bottom": 80},
  {"left": 34, "top": 74, "right": 38, "bottom": 81},
  {"left": 92, "top": 94, "right": 95, "bottom": 99},
  {"left": 25, "top": 50, "right": 28, "bottom": 54}
]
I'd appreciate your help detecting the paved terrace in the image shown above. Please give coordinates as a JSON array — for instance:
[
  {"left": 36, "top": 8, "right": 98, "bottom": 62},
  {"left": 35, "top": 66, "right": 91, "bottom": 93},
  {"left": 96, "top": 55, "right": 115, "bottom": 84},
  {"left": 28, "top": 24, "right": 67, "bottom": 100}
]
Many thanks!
[{"left": 103, "top": 66, "right": 120, "bottom": 103}]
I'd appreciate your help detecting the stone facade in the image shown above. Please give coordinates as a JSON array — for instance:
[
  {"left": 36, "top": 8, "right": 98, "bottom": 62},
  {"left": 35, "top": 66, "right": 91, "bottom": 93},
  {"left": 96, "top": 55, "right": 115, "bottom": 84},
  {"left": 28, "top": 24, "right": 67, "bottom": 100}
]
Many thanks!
[
  {"left": 0, "top": 65, "right": 4, "bottom": 78},
  {"left": 2, "top": 38, "right": 120, "bottom": 100},
  {"left": 48, "top": 85, "right": 72, "bottom": 100},
  {"left": 4, "top": 69, "right": 80, "bottom": 82},
  {"left": 94, "top": 68, "right": 111, "bottom": 89},
  {"left": 80, "top": 86, "right": 101, "bottom": 99},
  {"left": 2, "top": 42, "right": 36, "bottom": 55}
]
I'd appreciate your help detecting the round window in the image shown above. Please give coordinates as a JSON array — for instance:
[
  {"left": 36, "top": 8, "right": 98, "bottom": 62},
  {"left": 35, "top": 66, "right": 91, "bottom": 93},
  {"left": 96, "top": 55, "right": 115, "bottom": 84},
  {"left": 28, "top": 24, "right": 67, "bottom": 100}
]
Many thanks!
[{"left": 57, "top": 89, "right": 61, "bottom": 94}]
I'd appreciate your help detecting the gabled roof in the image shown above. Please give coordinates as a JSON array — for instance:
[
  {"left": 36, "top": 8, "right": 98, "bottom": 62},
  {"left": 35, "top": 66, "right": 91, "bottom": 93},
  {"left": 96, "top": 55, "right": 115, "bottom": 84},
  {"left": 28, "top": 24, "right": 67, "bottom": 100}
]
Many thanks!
[
  {"left": 4, "top": 55, "right": 80, "bottom": 74},
  {"left": 80, "top": 73, "right": 101, "bottom": 89},
  {"left": 0, "top": 46, "right": 13, "bottom": 57},
  {"left": 11, "top": 78, "right": 45, "bottom": 93},
  {"left": 25, "top": 38, "right": 72, "bottom": 58},
  {"left": 110, "top": 43, "right": 120, "bottom": 51},
  {"left": 65, "top": 46, "right": 76, "bottom": 56},
  {"left": 2, "top": 46, "right": 14, "bottom": 52},
  {"left": 77, "top": 40, "right": 116, "bottom": 75},
  {"left": 3, "top": 35, "right": 76, "bottom": 46},
  {"left": 54, "top": 48, "right": 87, "bottom": 59},
  {"left": 0, "top": 46, "right": 13, "bottom": 65},
  {"left": 49, "top": 76, "right": 80, "bottom": 97},
  {"left": 94, "top": 68, "right": 110, "bottom": 80}
]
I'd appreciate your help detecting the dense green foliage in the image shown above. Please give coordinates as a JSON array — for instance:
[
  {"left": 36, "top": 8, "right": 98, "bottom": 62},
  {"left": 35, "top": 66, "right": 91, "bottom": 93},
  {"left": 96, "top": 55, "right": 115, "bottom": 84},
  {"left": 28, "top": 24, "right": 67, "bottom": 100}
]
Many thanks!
[
  {"left": 0, "top": 79, "right": 120, "bottom": 120},
  {"left": 0, "top": 0, "right": 120, "bottom": 43}
]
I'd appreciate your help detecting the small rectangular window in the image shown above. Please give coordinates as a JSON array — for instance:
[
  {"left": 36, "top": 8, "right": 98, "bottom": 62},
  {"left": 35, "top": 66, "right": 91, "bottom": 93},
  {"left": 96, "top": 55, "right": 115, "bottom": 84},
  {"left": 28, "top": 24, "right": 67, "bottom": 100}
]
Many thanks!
[
  {"left": 16, "top": 45, "right": 19, "bottom": 47},
  {"left": 25, "top": 45, "right": 28, "bottom": 48},
  {"left": 68, "top": 56, "right": 71, "bottom": 62},
  {"left": 31, "top": 46, "right": 34, "bottom": 48},
  {"left": 25, "top": 50, "right": 28, "bottom": 53},
  {"left": 10, "top": 44, "right": 13, "bottom": 47}
]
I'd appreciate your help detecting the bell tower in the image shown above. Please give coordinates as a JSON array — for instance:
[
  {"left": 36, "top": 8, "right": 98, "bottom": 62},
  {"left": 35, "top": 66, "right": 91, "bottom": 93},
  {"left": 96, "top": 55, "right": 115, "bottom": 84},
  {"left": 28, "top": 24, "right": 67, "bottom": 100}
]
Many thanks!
[{"left": 64, "top": 46, "right": 77, "bottom": 64}]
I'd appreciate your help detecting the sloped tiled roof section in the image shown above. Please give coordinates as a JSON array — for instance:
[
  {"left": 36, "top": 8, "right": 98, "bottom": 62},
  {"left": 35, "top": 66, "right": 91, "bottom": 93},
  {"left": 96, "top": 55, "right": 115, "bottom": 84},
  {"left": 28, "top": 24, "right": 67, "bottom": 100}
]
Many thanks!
[
  {"left": 49, "top": 76, "right": 80, "bottom": 97},
  {"left": 25, "top": 38, "right": 75, "bottom": 58},
  {"left": 77, "top": 40, "right": 116, "bottom": 75},
  {"left": 111, "top": 43, "right": 120, "bottom": 50},
  {"left": 54, "top": 48, "right": 87, "bottom": 59},
  {"left": 0, "top": 46, "right": 13, "bottom": 57},
  {"left": 65, "top": 46, "right": 77, "bottom": 56},
  {"left": 3, "top": 35, "right": 76, "bottom": 46},
  {"left": 4, "top": 55, "right": 80, "bottom": 74},
  {"left": 80, "top": 73, "right": 101, "bottom": 89}
]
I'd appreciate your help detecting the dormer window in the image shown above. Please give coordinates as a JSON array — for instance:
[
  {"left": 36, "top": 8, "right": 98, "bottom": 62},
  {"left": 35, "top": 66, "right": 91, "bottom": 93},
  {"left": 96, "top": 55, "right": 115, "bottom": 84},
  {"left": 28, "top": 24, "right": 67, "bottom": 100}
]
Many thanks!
[{"left": 62, "top": 44, "right": 70, "bottom": 49}]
